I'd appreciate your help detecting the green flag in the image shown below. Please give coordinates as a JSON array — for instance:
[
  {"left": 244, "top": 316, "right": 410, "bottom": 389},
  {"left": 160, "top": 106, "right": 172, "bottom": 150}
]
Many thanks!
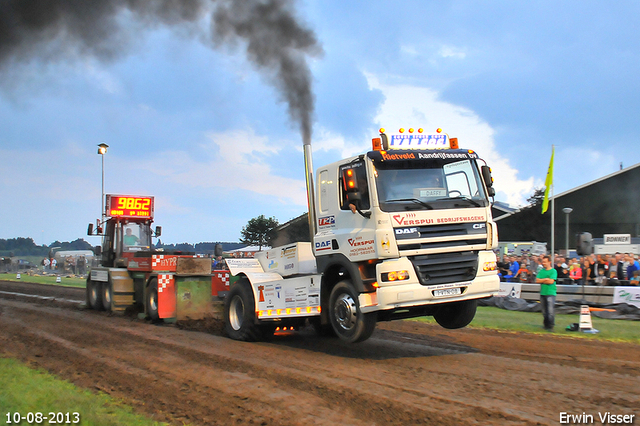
[{"left": 541, "top": 146, "right": 554, "bottom": 214}]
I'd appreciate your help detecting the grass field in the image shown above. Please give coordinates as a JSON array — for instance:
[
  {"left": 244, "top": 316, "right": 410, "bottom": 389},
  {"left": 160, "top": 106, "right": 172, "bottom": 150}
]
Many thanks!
[
  {"left": 0, "top": 272, "right": 86, "bottom": 288},
  {"left": 417, "top": 306, "right": 640, "bottom": 344},
  {"left": 0, "top": 358, "right": 165, "bottom": 426}
]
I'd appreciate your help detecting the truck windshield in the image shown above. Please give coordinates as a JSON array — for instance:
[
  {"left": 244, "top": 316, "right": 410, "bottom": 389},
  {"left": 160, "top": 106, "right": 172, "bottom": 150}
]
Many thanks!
[
  {"left": 122, "top": 222, "right": 152, "bottom": 252},
  {"left": 368, "top": 151, "right": 489, "bottom": 212}
]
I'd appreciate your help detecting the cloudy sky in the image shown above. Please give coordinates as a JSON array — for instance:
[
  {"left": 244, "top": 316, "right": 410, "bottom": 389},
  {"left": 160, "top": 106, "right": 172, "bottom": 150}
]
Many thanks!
[{"left": 1, "top": 0, "right": 639, "bottom": 246}]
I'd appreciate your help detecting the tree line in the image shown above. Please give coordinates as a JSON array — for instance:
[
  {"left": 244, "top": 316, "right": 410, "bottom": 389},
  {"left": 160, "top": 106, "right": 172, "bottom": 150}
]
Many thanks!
[{"left": 0, "top": 238, "right": 93, "bottom": 257}]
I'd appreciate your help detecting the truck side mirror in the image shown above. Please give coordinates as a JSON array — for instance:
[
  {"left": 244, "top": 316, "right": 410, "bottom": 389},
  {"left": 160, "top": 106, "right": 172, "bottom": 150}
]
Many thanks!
[
  {"left": 87, "top": 223, "right": 94, "bottom": 236},
  {"left": 342, "top": 168, "right": 359, "bottom": 193},
  {"left": 576, "top": 232, "right": 593, "bottom": 256},
  {"left": 155, "top": 226, "right": 162, "bottom": 237},
  {"left": 380, "top": 133, "right": 389, "bottom": 150},
  {"left": 214, "top": 243, "right": 223, "bottom": 257},
  {"left": 94, "top": 245, "right": 102, "bottom": 256},
  {"left": 481, "top": 165, "right": 496, "bottom": 197},
  {"left": 481, "top": 165, "right": 494, "bottom": 187}
]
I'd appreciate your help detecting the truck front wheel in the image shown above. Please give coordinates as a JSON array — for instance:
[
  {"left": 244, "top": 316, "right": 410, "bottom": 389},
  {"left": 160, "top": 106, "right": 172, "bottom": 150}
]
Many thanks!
[
  {"left": 329, "top": 281, "right": 376, "bottom": 343},
  {"left": 87, "top": 280, "right": 104, "bottom": 311},
  {"left": 433, "top": 299, "right": 477, "bottom": 329},
  {"left": 224, "top": 280, "right": 265, "bottom": 341}
]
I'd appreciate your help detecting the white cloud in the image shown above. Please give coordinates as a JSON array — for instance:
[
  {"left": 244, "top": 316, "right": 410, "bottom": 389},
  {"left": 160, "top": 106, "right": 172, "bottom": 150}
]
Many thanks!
[
  {"left": 310, "top": 125, "right": 365, "bottom": 159},
  {"left": 133, "top": 128, "right": 308, "bottom": 206},
  {"left": 439, "top": 45, "right": 467, "bottom": 59},
  {"left": 365, "top": 73, "right": 534, "bottom": 207}
]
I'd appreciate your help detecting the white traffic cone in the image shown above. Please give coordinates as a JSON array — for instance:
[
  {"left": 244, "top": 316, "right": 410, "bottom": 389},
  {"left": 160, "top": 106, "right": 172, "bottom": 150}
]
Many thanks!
[{"left": 579, "top": 304, "right": 599, "bottom": 334}]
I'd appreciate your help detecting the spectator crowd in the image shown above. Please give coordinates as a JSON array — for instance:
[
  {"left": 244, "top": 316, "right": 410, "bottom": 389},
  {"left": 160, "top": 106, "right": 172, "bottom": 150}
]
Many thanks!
[{"left": 497, "top": 253, "right": 640, "bottom": 286}]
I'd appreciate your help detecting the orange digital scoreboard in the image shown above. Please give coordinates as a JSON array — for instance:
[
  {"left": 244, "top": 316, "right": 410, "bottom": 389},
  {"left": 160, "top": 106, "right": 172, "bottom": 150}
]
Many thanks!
[{"left": 105, "top": 194, "right": 154, "bottom": 219}]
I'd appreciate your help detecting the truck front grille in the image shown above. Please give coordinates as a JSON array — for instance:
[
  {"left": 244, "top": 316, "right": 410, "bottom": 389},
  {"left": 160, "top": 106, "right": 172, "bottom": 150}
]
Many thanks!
[
  {"left": 395, "top": 222, "right": 488, "bottom": 253},
  {"left": 409, "top": 251, "right": 478, "bottom": 286}
]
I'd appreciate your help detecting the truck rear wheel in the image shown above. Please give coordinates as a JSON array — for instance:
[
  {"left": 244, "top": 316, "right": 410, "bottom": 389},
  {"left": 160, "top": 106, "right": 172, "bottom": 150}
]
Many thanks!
[
  {"left": 224, "top": 280, "right": 264, "bottom": 341},
  {"left": 102, "top": 281, "right": 113, "bottom": 311},
  {"left": 433, "top": 299, "right": 477, "bottom": 329},
  {"left": 87, "top": 280, "right": 104, "bottom": 311},
  {"left": 329, "top": 281, "right": 376, "bottom": 343},
  {"left": 146, "top": 278, "right": 159, "bottom": 321}
]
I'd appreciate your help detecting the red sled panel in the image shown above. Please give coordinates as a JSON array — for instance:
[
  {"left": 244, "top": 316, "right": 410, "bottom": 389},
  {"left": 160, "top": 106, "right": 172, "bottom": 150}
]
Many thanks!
[
  {"left": 157, "top": 274, "right": 176, "bottom": 319},
  {"left": 211, "top": 270, "right": 230, "bottom": 297}
]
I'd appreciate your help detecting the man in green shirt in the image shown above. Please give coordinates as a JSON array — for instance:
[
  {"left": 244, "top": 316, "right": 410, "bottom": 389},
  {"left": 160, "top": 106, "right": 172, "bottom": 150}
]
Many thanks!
[
  {"left": 536, "top": 255, "right": 557, "bottom": 331},
  {"left": 124, "top": 228, "right": 139, "bottom": 246}
]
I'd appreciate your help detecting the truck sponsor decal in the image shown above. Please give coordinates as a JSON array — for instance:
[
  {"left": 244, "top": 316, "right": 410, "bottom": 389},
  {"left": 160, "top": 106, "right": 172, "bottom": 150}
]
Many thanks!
[
  {"left": 417, "top": 151, "right": 477, "bottom": 160},
  {"left": 393, "top": 213, "right": 485, "bottom": 226},
  {"left": 395, "top": 228, "right": 418, "bottom": 235},
  {"left": 280, "top": 245, "right": 297, "bottom": 258},
  {"left": 392, "top": 214, "right": 434, "bottom": 226},
  {"left": 347, "top": 236, "right": 375, "bottom": 257},
  {"left": 315, "top": 240, "right": 332, "bottom": 251},
  {"left": 318, "top": 215, "right": 336, "bottom": 228},
  {"left": 382, "top": 152, "right": 416, "bottom": 161},
  {"left": 436, "top": 215, "right": 485, "bottom": 223}
]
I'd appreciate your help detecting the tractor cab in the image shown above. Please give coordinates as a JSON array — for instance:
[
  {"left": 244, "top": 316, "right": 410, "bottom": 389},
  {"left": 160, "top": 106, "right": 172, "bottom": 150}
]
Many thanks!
[{"left": 88, "top": 194, "right": 160, "bottom": 268}]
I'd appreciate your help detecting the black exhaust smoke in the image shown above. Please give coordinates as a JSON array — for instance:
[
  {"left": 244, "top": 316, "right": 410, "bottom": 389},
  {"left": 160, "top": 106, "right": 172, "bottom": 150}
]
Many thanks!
[
  {"left": 0, "top": 0, "right": 321, "bottom": 142},
  {"left": 212, "top": 0, "right": 321, "bottom": 145}
]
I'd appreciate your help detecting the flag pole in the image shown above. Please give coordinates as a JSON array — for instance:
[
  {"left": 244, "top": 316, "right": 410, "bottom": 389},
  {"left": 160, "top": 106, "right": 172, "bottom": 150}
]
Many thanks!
[
  {"left": 551, "top": 173, "right": 555, "bottom": 265},
  {"left": 542, "top": 145, "right": 555, "bottom": 262}
]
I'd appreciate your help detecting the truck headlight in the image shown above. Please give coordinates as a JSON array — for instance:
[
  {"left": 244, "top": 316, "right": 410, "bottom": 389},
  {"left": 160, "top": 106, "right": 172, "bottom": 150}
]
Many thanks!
[
  {"left": 483, "top": 261, "right": 497, "bottom": 272},
  {"left": 381, "top": 270, "right": 410, "bottom": 282}
]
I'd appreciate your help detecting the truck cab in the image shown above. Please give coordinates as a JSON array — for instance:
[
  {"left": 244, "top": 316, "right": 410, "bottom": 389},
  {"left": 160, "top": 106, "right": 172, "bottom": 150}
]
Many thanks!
[{"left": 224, "top": 129, "right": 500, "bottom": 343}]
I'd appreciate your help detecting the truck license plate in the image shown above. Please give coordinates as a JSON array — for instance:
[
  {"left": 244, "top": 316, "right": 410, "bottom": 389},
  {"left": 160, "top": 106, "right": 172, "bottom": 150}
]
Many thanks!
[{"left": 433, "top": 288, "right": 462, "bottom": 297}]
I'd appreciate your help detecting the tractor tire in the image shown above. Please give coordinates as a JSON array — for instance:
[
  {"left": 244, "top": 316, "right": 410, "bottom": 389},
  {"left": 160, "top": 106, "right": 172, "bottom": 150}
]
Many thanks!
[
  {"left": 87, "top": 280, "right": 104, "bottom": 311},
  {"left": 224, "top": 280, "right": 265, "bottom": 341},
  {"left": 329, "top": 280, "right": 376, "bottom": 343},
  {"left": 433, "top": 299, "right": 477, "bottom": 329},
  {"left": 102, "top": 281, "right": 113, "bottom": 311},
  {"left": 146, "top": 278, "right": 159, "bottom": 321}
]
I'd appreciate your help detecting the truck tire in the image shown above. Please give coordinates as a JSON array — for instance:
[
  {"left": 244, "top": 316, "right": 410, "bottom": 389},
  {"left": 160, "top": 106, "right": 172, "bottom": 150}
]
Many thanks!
[
  {"left": 146, "top": 278, "right": 159, "bottom": 321},
  {"left": 224, "top": 280, "right": 264, "bottom": 341},
  {"left": 309, "top": 317, "right": 336, "bottom": 337},
  {"left": 87, "top": 280, "right": 104, "bottom": 311},
  {"left": 433, "top": 299, "right": 477, "bottom": 329},
  {"left": 329, "top": 281, "right": 376, "bottom": 343},
  {"left": 102, "top": 281, "right": 113, "bottom": 311}
]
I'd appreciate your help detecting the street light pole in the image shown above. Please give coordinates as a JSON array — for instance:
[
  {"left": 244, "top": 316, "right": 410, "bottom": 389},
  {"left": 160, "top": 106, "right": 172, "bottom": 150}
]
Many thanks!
[
  {"left": 562, "top": 207, "right": 573, "bottom": 257},
  {"left": 97, "top": 143, "right": 109, "bottom": 228}
]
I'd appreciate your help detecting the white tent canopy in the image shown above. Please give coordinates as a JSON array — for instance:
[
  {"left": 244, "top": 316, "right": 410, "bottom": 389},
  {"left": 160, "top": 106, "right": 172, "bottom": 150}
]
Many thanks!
[{"left": 226, "top": 245, "right": 269, "bottom": 253}]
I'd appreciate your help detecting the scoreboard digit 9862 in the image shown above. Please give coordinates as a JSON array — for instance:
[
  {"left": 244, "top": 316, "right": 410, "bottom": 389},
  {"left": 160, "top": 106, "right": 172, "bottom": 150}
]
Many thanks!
[{"left": 105, "top": 194, "right": 154, "bottom": 219}]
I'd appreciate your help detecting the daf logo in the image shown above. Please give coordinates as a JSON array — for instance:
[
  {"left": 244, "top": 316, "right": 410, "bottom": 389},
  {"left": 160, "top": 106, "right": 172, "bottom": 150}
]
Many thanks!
[
  {"left": 472, "top": 223, "right": 486, "bottom": 229},
  {"left": 395, "top": 228, "right": 418, "bottom": 235}
]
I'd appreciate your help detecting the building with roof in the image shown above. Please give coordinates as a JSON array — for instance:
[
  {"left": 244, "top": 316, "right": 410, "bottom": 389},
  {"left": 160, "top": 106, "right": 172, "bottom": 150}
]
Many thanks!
[{"left": 496, "top": 162, "right": 640, "bottom": 253}]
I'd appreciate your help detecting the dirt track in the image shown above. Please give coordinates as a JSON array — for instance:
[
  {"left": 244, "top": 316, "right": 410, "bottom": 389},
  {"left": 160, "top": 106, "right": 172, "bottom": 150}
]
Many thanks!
[{"left": 1, "top": 280, "right": 639, "bottom": 425}]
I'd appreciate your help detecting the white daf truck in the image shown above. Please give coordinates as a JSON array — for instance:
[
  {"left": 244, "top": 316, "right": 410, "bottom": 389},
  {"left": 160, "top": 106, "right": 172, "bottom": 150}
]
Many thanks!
[{"left": 224, "top": 128, "right": 500, "bottom": 343}]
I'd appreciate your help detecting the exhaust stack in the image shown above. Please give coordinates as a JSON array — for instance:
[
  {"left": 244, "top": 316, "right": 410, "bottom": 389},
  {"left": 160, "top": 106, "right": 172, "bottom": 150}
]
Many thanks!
[{"left": 303, "top": 141, "right": 316, "bottom": 243}]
